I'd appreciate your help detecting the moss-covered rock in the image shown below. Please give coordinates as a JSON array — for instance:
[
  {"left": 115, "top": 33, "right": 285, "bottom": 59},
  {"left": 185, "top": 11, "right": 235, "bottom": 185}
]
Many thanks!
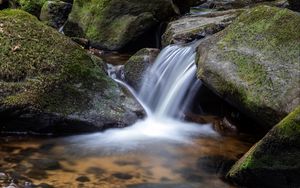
[
  {"left": 0, "top": 9, "right": 143, "bottom": 135},
  {"left": 124, "top": 48, "right": 160, "bottom": 90},
  {"left": 16, "top": 0, "right": 48, "bottom": 17},
  {"left": 64, "top": 0, "right": 177, "bottom": 51},
  {"left": 162, "top": 9, "right": 242, "bottom": 47},
  {"left": 227, "top": 106, "right": 300, "bottom": 187},
  {"left": 197, "top": 5, "right": 300, "bottom": 129},
  {"left": 40, "top": 0, "right": 72, "bottom": 29}
]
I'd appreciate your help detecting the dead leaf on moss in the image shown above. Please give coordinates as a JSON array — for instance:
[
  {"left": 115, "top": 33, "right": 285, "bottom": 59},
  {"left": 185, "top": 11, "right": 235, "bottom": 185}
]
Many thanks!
[{"left": 12, "top": 44, "right": 21, "bottom": 52}]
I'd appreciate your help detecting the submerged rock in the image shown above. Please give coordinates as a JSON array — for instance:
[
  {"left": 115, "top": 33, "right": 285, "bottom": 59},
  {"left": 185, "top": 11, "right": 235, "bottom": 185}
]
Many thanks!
[
  {"left": 162, "top": 9, "right": 242, "bottom": 46},
  {"left": 227, "top": 106, "right": 300, "bottom": 187},
  {"left": 40, "top": 0, "right": 72, "bottom": 29},
  {"left": 197, "top": 5, "right": 300, "bottom": 129},
  {"left": 124, "top": 48, "right": 160, "bottom": 90},
  {"left": 64, "top": 0, "right": 177, "bottom": 51},
  {"left": 0, "top": 9, "right": 143, "bottom": 135}
]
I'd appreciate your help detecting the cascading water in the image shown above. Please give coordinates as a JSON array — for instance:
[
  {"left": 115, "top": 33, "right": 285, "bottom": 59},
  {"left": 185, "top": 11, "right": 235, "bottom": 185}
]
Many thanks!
[
  {"left": 66, "top": 43, "right": 217, "bottom": 151},
  {"left": 139, "top": 44, "right": 201, "bottom": 118}
]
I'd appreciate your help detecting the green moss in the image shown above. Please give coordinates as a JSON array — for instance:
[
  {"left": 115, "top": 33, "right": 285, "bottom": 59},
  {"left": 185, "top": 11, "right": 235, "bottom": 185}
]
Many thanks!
[
  {"left": 17, "top": 0, "right": 48, "bottom": 17},
  {"left": 0, "top": 9, "right": 113, "bottom": 114}
]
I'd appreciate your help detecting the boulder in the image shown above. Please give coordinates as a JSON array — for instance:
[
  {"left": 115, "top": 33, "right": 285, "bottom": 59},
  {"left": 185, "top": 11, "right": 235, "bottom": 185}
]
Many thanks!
[
  {"left": 227, "top": 106, "right": 300, "bottom": 187},
  {"left": 0, "top": 9, "right": 143, "bottom": 135},
  {"left": 40, "top": 0, "right": 72, "bottom": 29},
  {"left": 288, "top": 0, "right": 300, "bottom": 11},
  {"left": 200, "top": 0, "right": 274, "bottom": 10},
  {"left": 197, "top": 6, "right": 300, "bottom": 130},
  {"left": 64, "top": 0, "right": 177, "bottom": 51},
  {"left": 16, "top": 0, "right": 48, "bottom": 17},
  {"left": 162, "top": 9, "right": 242, "bottom": 46},
  {"left": 124, "top": 48, "right": 160, "bottom": 90}
]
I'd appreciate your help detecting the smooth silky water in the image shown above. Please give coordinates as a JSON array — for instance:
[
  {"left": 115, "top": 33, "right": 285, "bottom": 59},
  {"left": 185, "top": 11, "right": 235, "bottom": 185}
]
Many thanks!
[{"left": 0, "top": 44, "right": 254, "bottom": 188}]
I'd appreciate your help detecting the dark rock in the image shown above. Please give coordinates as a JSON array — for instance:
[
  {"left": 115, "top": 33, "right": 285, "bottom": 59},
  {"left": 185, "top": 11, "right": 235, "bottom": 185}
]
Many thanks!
[
  {"left": 227, "top": 106, "right": 300, "bottom": 188},
  {"left": 199, "top": 0, "right": 275, "bottom": 10},
  {"left": 0, "top": 0, "right": 9, "bottom": 10},
  {"left": 173, "top": 0, "right": 207, "bottom": 14},
  {"left": 112, "top": 172, "right": 133, "bottom": 180},
  {"left": 127, "top": 183, "right": 198, "bottom": 188},
  {"left": 26, "top": 169, "right": 48, "bottom": 180},
  {"left": 124, "top": 48, "right": 160, "bottom": 90},
  {"left": 36, "top": 183, "right": 55, "bottom": 188},
  {"left": 197, "top": 5, "right": 300, "bottom": 130},
  {"left": 197, "top": 156, "right": 235, "bottom": 176},
  {"left": 288, "top": 0, "right": 300, "bottom": 11},
  {"left": 75, "top": 176, "right": 90, "bottom": 182},
  {"left": 29, "top": 159, "right": 61, "bottom": 170},
  {"left": 86, "top": 167, "right": 105, "bottom": 175},
  {"left": 40, "top": 1, "right": 72, "bottom": 29}
]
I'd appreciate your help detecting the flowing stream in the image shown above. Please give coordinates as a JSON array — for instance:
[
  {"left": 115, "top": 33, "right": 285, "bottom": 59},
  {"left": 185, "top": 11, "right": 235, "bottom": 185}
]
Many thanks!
[{"left": 0, "top": 44, "right": 255, "bottom": 188}]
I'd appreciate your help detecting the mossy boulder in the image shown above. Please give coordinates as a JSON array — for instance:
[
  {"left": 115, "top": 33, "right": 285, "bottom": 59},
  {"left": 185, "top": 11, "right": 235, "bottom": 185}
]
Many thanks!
[
  {"left": 64, "top": 0, "right": 177, "bottom": 51},
  {"left": 227, "top": 106, "right": 300, "bottom": 187},
  {"left": 162, "top": 9, "right": 242, "bottom": 47},
  {"left": 288, "top": 0, "right": 300, "bottom": 11},
  {"left": 124, "top": 48, "right": 160, "bottom": 90},
  {"left": 40, "top": 0, "right": 72, "bottom": 29},
  {"left": 16, "top": 0, "right": 48, "bottom": 17},
  {"left": 0, "top": 9, "right": 143, "bottom": 135},
  {"left": 197, "top": 5, "right": 300, "bottom": 130}
]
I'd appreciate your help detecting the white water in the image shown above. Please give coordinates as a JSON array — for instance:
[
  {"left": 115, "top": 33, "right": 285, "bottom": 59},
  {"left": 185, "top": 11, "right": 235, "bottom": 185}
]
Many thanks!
[{"left": 65, "top": 44, "right": 217, "bottom": 151}]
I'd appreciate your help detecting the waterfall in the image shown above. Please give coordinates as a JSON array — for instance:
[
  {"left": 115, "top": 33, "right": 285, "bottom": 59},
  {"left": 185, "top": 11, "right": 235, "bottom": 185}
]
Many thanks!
[
  {"left": 81, "top": 43, "right": 217, "bottom": 149},
  {"left": 139, "top": 43, "right": 201, "bottom": 119}
]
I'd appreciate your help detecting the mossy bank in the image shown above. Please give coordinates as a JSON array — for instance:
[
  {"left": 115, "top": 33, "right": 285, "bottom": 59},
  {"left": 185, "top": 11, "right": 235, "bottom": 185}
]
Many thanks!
[{"left": 0, "top": 9, "right": 143, "bottom": 135}]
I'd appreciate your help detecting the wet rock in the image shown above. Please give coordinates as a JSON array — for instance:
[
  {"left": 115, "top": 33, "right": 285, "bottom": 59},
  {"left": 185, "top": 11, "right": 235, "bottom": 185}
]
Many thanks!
[
  {"left": 288, "top": 0, "right": 300, "bottom": 11},
  {"left": 124, "top": 48, "right": 160, "bottom": 90},
  {"left": 26, "top": 169, "right": 48, "bottom": 180},
  {"left": 64, "top": 0, "right": 177, "bottom": 51},
  {"left": 199, "top": 0, "right": 274, "bottom": 10},
  {"left": 40, "top": 0, "right": 72, "bottom": 29},
  {"left": 0, "top": 9, "right": 143, "bottom": 135},
  {"left": 227, "top": 106, "right": 300, "bottom": 187},
  {"left": 197, "top": 5, "right": 300, "bottom": 129},
  {"left": 112, "top": 172, "right": 133, "bottom": 180},
  {"left": 76, "top": 176, "right": 90, "bottom": 182},
  {"left": 127, "top": 183, "right": 198, "bottom": 188},
  {"left": 197, "top": 156, "right": 235, "bottom": 176},
  {"left": 29, "top": 159, "right": 61, "bottom": 170},
  {"left": 162, "top": 9, "right": 242, "bottom": 46},
  {"left": 86, "top": 167, "right": 106, "bottom": 175},
  {"left": 36, "top": 183, "right": 54, "bottom": 188}
]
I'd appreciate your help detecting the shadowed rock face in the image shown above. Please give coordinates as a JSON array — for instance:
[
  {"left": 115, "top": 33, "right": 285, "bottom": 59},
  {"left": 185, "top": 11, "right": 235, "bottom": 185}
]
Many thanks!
[
  {"left": 288, "top": 0, "right": 300, "bottom": 11},
  {"left": 196, "top": 5, "right": 300, "bottom": 130},
  {"left": 227, "top": 106, "right": 300, "bottom": 188},
  {"left": 64, "top": 0, "right": 177, "bottom": 51},
  {"left": 0, "top": 9, "right": 143, "bottom": 135}
]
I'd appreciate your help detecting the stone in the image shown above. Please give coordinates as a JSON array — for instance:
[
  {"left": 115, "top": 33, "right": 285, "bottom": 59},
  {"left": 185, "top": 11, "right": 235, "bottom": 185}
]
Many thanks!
[
  {"left": 162, "top": 9, "right": 242, "bottom": 46},
  {"left": 197, "top": 5, "right": 300, "bottom": 129},
  {"left": 124, "top": 48, "right": 160, "bottom": 90},
  {"left": 40, "top": 0, "right": 72, "bottom": 29},
  {"left": 227, "top": 106, "right": 300, "bottom": 187},
  {"left": 64, "top": 0, "right": 177, "bottom": 51},
  {"left": 0, "top": 9, "right": 143, "bottom": 135}
]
